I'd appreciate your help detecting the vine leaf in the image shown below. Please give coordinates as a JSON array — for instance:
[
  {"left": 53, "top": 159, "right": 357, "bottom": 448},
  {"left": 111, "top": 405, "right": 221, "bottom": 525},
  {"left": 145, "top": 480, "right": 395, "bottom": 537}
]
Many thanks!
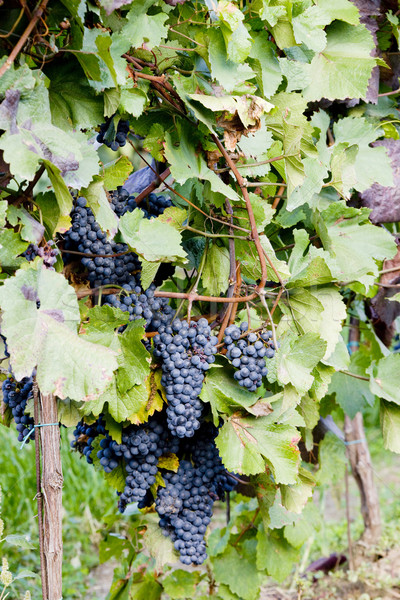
[
  {"left": 81, "top": 176, "right": 119, "bottom": 237},
  {"left": 211, "top": 540, "right": 262, "bottom": 600},
  {"left": 165, "top": 123, "right": 240, "bottom": 201},
  {"left": 119, "top": 209, "right": 187, "bottom": 263},
  {"left": 46, "top": 60, "right": 104, "bottom": 131},
  {"left": 0, "top": 261, "right": 118, "bottom": 400},
  {"left": 216, "top": 413, "right": 300, "bottom": 483},
  {"left": 329, "top": 352, "right": 374, "bottom": 417},
  {"left": 200, "top": 362, "right": 265, "bottom": 421},
  {"left": 0, "top": 229, "right": 28, "bottom": 269},
  {"left": 269, "top": 333, "right": 327, "bottom": 394},
  {"left": 368, "top": 354, "right": 400, "bottom": 404},
  {"left": 313, "top": 202, "right": 397, "bottom": 292},
  {"left": 103, "top": 156, "right": 134, "bottom": 191},
  {"left": 217, "top": 0, "right": 252, "bottom": 63},
  {"left": 283, "top": 287, "right": 346, "bottom": 360},
  {"left": 287, "top": 229, "right": 335, "bottom": 288},
  {"left": 143, "top": 520, "right": 178, "bottom": 570},
  {"left": 248, "top": 32, "right": 283, "bottom": 99},
  {"left": 208, "top": 28, "right": 255, "bottom": 93},
  {"left": 256, "top": 525, "right": 299, "bottom": 582},
  {"left": 162, "top": 570, "right": 200, "bottom": 599},
  {"left": 280, "top": 467, "right": 315, "bottom": 514},
  {"left": 119, "top": 1, "right": 169, "bottom": 50},
  {"left": 316, "top": 432, "right": 347, "bottom": 485},
  {"left": 302, "top": 22, "right": 377, "bottom": 101},
  {"left": 201, "top": 244, "right": 230, "bottom": 296},
  {"left": 380, "top": 400, "right": 400, "bottom": 454}
]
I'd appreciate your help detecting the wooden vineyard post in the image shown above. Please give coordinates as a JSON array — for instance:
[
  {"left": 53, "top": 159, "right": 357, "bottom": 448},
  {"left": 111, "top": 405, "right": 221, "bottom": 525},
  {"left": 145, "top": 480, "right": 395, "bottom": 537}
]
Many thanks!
[
  {"left": 39, "top": 391, "right": 63, "bottom": 599},
  {"left": 345, "top": 317, "right": 381, "bottom": 551}
]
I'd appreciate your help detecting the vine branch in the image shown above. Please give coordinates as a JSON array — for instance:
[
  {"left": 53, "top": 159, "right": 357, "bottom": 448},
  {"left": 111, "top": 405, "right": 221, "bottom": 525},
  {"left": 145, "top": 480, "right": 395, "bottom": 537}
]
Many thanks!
[{"left": 0, "top": 0, "right": 50, "bottom": 78}]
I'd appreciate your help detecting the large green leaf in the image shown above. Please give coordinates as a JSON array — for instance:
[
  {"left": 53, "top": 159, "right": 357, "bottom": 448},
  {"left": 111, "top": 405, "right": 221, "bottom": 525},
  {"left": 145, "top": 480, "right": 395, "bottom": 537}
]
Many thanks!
[
  {"left": 216, "top": 414, "right": 300, "bottom": 483},
  {"left": 380, "top": 400, "right": 400, "bottom": 454},
  {"left": 200, "top": 363, "right": 265, "bottom": 420},
  {"left": 162, "top": 570, "right": 200, "bottom": 600},
  {"left": 120, "top": 0, "right": 169, "bottom": 50},
  {"left": 119, "top": 209, "right": 187, "bottom": 263},
  {"left": 164, "top": 123, "right": 240, "bottom": 202},
  {"left": 0, "top": 262, "right": 117, "bottom": 399},
  {"left": 329, "top": 352, "right": 375, "bottom": 418},
  {"left": 211, "top": 540, "right": 262, "bottom": 600},
  {"left": 256, "top": 525, "right": 299, "bottom": 582},
  {"left": 369, "top": 354, "right": 400, "bottom": 404},
  {"left": 269, "top": 333, "right": 327, "bottom": 394},
  {"left": 201, "top": 243, "right": 230, "bottom": 296},
  {"left": 313, "top": 203, "right": 397, "bottom": 291},
  {"left": 302, "top": 22, "right": 377, "bottom": 101},
  {"left": 208, "top": 28, "right": 255, "bottom": 93}
]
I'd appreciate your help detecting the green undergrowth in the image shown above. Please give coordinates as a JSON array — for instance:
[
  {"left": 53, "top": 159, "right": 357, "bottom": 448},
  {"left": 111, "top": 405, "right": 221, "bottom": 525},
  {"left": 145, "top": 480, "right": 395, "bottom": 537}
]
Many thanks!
[
  {"left": 0, "top": 426, "right": 116, "bottom": 599},
  {"left": 1, "top": 422, "right": 400, "bottom": 599}
]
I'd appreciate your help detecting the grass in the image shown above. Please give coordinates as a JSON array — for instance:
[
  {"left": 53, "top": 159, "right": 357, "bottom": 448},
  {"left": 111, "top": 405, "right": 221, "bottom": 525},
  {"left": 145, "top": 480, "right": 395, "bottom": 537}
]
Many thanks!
[{"left": 0, "top": 425, "right": 117, "bottom": 599}]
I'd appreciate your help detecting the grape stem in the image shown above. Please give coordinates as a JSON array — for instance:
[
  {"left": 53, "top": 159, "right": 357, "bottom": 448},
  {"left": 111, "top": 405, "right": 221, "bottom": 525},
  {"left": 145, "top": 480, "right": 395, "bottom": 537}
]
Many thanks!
[
  {"left": 133, "top": 167, "right": 171, "bottom": 206},
  {"left": 0, "top": 0, "right": 50, "bottom": 78}
]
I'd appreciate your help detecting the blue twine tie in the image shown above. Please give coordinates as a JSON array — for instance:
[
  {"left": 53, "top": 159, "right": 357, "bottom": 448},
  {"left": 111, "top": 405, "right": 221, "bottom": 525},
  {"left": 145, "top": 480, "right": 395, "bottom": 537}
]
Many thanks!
[{"left": 20, "top": 423, "right": 59, "bottom": 449}]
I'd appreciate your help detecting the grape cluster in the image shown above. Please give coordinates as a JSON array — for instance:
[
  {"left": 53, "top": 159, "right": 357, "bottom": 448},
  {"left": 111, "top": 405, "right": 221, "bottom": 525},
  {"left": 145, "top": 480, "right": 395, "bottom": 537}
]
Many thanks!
[
  {"left": 394, "top": 334, "right": 400, "bottom": 353},
  {"left": 71, "top": 417, "right": 107, "bottom": 464},
  {"left": 157, "top": 423, "right": 236, "bottom": 565},
  {"left": 112, "top": 417, "right": 180, "bottom": 512},
  {"left": 103, "top": 281, "right": 174, "bottom": 331},
  {"left": 97, "top": 433, "right": 120, "bottom": 473},
  {"left": 64, "top": 197, "right": 141, "bottom": 287},
  {"left": 153, "top": 319, "right": 218, "bottom": 438},
  {"left": 23, "top": 241, "right": 59, "bottom": 269},
  {"left": 109, "top": 186, "right": 132, "bottom": 217},
  {"left": 139, "top": 193, "right": 173, "bottom": 219},
  {"left": 97, "top": 117, "right": 130, "bottom": 150},
  {"left": 2, "top": 376, "right": 34, "bottom": 443},
  {"left": 109, "top": 186, "right": 172, "bottom": 219},
  {"left": 224, "top": 323, "right": 276, "bottom": 391}
]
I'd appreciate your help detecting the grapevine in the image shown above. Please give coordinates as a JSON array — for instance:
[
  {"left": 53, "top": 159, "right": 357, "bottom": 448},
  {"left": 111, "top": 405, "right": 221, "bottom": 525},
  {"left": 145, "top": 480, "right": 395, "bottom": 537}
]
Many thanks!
[{"left": 0, "top": 0, "right": 400, "bottom": 597}]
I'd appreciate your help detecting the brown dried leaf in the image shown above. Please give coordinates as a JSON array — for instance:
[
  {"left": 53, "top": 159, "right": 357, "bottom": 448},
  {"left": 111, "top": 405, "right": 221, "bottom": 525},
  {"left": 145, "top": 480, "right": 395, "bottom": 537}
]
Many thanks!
[
  {"left": 360, "top": 139, "right": 400, "bottom": 223},
  {"left": 370, "top": 244, "right": 400, "bottom": 345}
]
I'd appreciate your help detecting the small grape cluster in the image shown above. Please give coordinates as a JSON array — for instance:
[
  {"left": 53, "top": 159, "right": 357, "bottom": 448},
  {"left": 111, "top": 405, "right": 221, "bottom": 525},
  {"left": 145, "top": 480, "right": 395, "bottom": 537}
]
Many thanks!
[
  {"left": 97, "top": 117, "right": 130, "bottom": 151},
  {"left": 23, "top": 241, "right": 59, "bottom": 269},
  {"left": 2, "top": 376, "right": 34, "bottom": 443},
  {"left": 109, "top": 186, "right": 172, "bottom": 219},
  {"left": 153, "top": 319, "right": 218, "bottom": 438},
  {"left": 71, "top": 417, "right": 107, "bottom": 464},
  {"left": 394, "top": 334, "right": 400, "bottom": 353},
  {"left": 103, "top": 281, "right": 174, "bottom": 331},
  {"left": 139, "top": 192, "right": 173, "bottom": 219},
  {"left": 64, "top": 197, "right": 141, "bottom": 287},
  {"left": 223, "top": 323, "right": 276, "bottom": 391},
  {"left": 91, "top": 415, "right": 180, "bottom": 512},
  {"left": 157, "top": 423, "right": 236, "bottom": 565},
  {"left": 109, "top": 186, "right": 132, "bottom": 217}
]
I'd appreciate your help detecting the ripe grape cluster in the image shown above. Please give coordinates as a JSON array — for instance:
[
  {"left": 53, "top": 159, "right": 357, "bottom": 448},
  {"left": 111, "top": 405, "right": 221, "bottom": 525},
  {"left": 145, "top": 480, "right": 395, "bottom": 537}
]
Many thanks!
[
  {"left": 97, "top": 117, "right": 130, "bottom": 150},
  {"left": 153, "top": 318, "right": 218, "bottom": 438},
  {"left": 103, "top": 282, "right": 174, "bottom": 331},
  {"left": 224, "top": 323, "right": 276, "bottom": 391},
  {"left": 109, "top": 186, "right": 172, "bottom": 219},
  {"left": 394, "top": 334, "right": 400, "bottom": 353},
  {"left": 64, "top": 196, "right": 141, "bottom": 287},
  {"left": 71, "top": 417, "right": 107, "bottom": 464},
  {"left": 114, "top": 417, "right": 180, "bottom": 512},
  {"left": 2, "top": 376, "right": 34, "bottom": 443},
  {"left": 139, "top": 192, "right": 173, "bottom": 219},
  {"left": 23, "top": 241, "right": 59, "bottom": 269},
  {"left": 157, "top": 423, "right": 236, "bottom": 565}
]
